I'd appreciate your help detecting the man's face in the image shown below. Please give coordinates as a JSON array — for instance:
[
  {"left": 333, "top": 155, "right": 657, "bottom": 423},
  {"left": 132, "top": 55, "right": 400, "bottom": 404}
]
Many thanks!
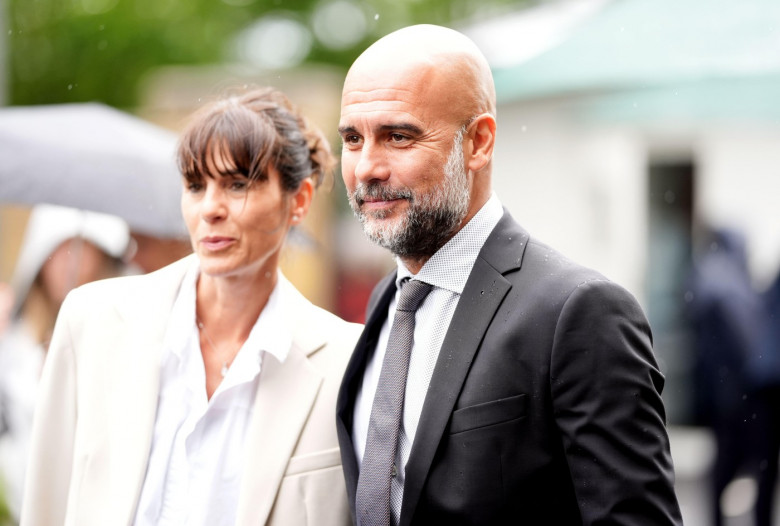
[
  {"left": 345, "top": 129, "right": 469, "bottom": 258},
  {"left": 339, "top": 63, "right": 472, "bottom": 260}
]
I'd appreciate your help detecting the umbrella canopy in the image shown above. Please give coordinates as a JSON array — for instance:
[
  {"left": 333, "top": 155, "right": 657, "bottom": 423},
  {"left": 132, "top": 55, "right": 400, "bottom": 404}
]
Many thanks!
[{"left": 0, "top": 102, "right": 187, "bottom": 238}]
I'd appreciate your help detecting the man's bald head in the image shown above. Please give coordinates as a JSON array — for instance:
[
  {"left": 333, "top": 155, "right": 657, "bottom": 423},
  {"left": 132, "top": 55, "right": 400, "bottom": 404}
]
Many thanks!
[{"left": 344, "top": 24, "right": 496, "bottom": 120}]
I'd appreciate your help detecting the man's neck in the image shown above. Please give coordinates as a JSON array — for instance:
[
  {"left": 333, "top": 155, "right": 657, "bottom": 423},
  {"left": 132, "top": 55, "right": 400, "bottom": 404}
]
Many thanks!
[{"left": 398, "top": 255, "right": 429, "bottom": 275}]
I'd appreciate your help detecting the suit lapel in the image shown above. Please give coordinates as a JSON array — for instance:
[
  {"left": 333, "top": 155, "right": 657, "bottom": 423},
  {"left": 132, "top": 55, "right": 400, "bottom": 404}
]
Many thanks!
[
  {"left": 399, "top": 212, "right": 529, "bottom": 525},
  {"left": 107, "top": 258, "right": 192, "bottom": 521},
  {"left": 235, "top": 290, "right": 326, "bottom": 525},
  {"left": 336, "top": 273, "right": 396, "bottom": 515}
]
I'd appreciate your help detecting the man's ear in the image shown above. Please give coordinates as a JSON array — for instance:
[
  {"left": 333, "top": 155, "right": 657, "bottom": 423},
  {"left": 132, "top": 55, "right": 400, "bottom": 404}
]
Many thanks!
[{"left": 466, "top": 113, "right": 496, "bottom": 173}]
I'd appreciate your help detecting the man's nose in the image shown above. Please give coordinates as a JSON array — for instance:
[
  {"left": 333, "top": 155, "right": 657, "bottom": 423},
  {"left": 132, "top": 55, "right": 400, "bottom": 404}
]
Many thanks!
[{"left": 354, "top": 142, "right": 391, "bottom": 183}]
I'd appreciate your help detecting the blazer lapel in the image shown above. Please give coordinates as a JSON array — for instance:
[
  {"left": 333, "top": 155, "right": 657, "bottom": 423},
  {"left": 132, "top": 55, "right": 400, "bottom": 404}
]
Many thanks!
[
  {"left": 107, "top": 258, "right": 192, "bottom": 521},
  {"left": 235, "top": 293, "right": 326, "bottom": 525},
  {"left": 399, "top": 211, "right": 529, "bottom": 526},
  {"left": 336, "top": 273, "right": 396, "bottom": 514}
]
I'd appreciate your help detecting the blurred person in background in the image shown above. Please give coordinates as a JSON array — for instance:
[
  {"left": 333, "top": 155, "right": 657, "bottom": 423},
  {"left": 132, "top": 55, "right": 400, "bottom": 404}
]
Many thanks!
[
  {"left": 127, "top": 232, "right": 192, "bottom": 276},
  {"left": 336, "top": 24, "right": 681, "bottom": 525},
  {"left": 0, "top": 204, "right": 130, "bottom": 522},
  {"left": 21, "top": 87, "right": 362, "bottom": 526},
  {"left": 749, "top": 266, "right": 780, "bottom": 526},
  {"left": 686, "top": 227, "right": 764, "bottom": 526}
]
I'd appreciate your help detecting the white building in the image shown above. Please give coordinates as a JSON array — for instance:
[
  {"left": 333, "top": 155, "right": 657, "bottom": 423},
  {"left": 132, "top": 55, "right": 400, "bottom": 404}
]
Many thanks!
[{"left": 466, "top": 0, "right": 780, "bottom": 424}]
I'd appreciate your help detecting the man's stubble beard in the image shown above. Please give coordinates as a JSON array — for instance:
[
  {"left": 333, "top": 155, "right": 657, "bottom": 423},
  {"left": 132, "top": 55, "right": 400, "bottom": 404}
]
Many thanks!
[{"left": 348, "top": 127, "right": 470, "bottom": 260}]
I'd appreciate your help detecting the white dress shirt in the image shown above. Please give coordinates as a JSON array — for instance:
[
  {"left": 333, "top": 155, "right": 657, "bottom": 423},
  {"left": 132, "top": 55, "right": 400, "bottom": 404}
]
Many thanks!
[
  {"left": 133, "top": 260, "right": 292, "bottom": 526},
  {"left": 352, "top": 193, "right": 503, "bottom": 524}
]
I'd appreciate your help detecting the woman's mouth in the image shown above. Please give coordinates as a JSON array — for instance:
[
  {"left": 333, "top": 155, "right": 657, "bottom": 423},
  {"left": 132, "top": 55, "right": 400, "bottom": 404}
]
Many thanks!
[{"left": 200, "top": 236, "right": 235, "bottom": 251}]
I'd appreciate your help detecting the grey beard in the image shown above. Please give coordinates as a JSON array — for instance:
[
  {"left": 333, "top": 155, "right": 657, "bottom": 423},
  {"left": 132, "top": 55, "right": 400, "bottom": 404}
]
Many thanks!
[{"left": 348, "top": 128, "right": 470, "bottom": 259}]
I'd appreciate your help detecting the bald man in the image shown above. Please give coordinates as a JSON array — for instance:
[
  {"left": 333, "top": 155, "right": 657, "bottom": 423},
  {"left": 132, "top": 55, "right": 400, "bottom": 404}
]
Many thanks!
[{"left": 335, "top": 25, "right": 682, "bottom": 526}]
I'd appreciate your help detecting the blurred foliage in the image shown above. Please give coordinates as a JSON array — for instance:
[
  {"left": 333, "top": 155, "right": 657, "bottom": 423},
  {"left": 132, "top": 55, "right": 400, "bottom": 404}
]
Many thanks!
[
  {"left": 0, "top": 482, "right": 11, "bottom": 526},
  {"left": 5, "top": 0, "right": 528, "bottom": 109}
]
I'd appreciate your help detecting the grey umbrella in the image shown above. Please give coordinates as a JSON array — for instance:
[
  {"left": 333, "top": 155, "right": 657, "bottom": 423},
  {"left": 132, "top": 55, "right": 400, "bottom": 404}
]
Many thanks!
[{"left": 0, "top": 102, "right": 186, "bottom": 238}]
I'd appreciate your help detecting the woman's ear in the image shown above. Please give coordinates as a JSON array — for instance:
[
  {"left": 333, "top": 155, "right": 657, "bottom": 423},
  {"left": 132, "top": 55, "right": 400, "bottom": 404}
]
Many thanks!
[
  {"left": 466, "top": 113, "right": 496, "bottom": 173},
  {"left": 289, "top": 177, "right": 314, "bottom": 225}
]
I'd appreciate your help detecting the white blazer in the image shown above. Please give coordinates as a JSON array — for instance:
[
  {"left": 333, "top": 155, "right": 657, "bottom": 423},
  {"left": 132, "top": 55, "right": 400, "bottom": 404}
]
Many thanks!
[{"left": 20, "top": 256, "right": 363, "bottom": 526}]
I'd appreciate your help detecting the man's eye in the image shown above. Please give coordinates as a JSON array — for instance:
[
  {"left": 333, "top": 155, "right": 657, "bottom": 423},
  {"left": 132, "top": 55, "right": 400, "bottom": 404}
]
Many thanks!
[
  {"left": 389, "top": 133, "right": 407, "bottom": 142},
  {"left": 345, "top": 134, "right": 361, "bottom": 144}
]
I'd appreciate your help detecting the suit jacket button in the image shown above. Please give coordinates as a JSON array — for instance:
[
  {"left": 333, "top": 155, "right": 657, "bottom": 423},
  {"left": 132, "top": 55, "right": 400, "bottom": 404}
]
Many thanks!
[{"left": 391, "top": 463, "right": 397, "bottom": 477}]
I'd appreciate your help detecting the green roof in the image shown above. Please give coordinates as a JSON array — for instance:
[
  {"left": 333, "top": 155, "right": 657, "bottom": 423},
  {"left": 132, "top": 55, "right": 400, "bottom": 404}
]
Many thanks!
[{"left": 494, "top": 0, "right": 780, "bottom": 108}]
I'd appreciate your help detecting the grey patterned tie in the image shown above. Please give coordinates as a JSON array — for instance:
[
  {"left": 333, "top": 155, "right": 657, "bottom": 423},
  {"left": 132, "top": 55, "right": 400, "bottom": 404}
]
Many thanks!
[{"left": 356, "top": 279, "right": 433, "bottom": 526}]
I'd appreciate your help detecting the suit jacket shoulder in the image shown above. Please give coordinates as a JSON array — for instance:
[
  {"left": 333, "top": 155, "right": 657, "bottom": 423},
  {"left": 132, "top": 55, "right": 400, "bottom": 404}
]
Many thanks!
[{"left": 414, "top": 210, "right": 680, "bottom": 525}]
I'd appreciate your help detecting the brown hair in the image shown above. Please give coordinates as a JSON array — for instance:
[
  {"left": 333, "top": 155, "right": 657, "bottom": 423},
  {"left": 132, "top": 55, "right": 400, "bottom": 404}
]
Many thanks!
[{"left": 177, "top": 87, "right": 334, "bottom": 192}]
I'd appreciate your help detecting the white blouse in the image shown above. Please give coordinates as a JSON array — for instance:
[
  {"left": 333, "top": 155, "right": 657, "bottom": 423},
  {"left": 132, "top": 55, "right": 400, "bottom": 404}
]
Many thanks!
[{"left": 133, "top": 260, "right": 292, "bottom": 526}]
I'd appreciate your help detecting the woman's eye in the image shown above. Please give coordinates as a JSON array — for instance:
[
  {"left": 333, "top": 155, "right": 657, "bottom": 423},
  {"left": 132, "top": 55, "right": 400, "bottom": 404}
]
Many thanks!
[
  {"left": 229, "top": 180, "right": 248, "bottom": 191},
  {"left": 187, "top": 182, "right": 203, "bottom": 192}
]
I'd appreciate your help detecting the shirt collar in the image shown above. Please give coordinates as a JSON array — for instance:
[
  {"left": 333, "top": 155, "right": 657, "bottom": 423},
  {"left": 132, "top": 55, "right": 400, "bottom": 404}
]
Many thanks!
[
  {"left": 396, "top": 192, "right": 503, "bottom": 294},
  {"left": 244, "top": 272, "right": 293, "bottom": 365}
]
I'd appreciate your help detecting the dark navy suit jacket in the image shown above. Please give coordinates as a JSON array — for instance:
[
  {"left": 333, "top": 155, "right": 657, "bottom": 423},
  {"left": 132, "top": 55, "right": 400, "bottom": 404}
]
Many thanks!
[{"left": 336, "top": 210, "right": 682, "bottom": 525}]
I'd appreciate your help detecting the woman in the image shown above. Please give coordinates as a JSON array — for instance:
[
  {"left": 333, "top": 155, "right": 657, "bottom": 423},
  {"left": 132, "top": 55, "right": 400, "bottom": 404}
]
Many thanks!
[{"left": 21, "top": 88, "right": 362, "bottom": 526}]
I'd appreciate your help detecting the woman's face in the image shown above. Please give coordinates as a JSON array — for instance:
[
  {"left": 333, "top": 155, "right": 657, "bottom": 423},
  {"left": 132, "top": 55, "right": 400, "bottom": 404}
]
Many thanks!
[{"left": 180, "top": 159, "right": 307, "bottom": 280}]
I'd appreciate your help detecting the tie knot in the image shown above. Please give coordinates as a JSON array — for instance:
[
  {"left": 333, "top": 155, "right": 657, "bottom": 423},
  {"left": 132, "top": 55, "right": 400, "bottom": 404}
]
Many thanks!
[{"left": 396, "top": 279, "right": 433, "bottom": 312}]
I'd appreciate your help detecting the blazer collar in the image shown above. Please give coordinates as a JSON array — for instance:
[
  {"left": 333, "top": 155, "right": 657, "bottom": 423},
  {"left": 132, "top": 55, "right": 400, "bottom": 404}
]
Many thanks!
[
  {"left": 235, "top": 289, "right": 328, "bottom": 524},
  {"left": 478, "top": 208, "right": 530, "bottom": 274},
  {"left": 399, "top": 210, "right": 528, "bottom": 525},
  {"left": 336, "top": 271, "right": 396, "bottom": 516}
]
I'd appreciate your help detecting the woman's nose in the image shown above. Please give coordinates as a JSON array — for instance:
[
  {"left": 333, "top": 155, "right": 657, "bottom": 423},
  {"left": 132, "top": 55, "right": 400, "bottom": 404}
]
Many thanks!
[{"left": 200, "top": 185, "right": 226, "bottom": 221}]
